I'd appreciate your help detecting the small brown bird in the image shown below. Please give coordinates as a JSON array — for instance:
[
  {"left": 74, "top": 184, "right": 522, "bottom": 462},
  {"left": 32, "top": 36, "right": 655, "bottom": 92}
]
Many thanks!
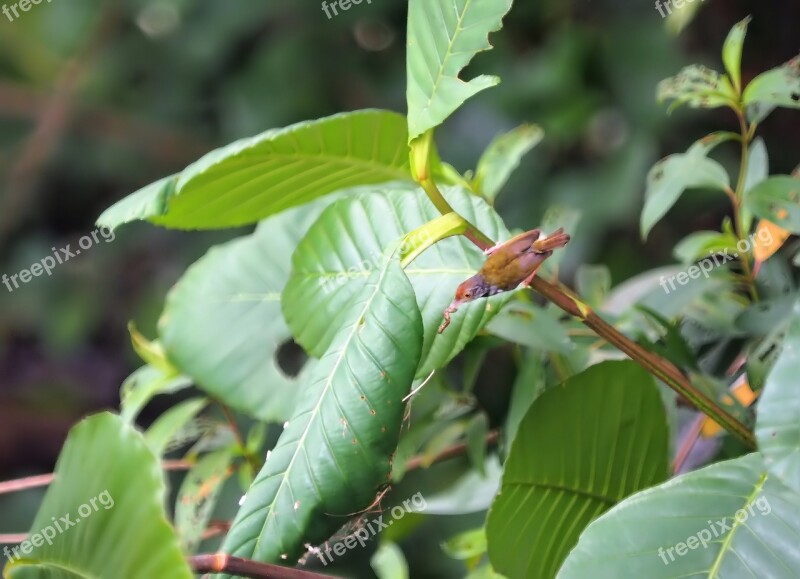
[{"left": 438, "top": 228, "right": 571, "bottom": 333}]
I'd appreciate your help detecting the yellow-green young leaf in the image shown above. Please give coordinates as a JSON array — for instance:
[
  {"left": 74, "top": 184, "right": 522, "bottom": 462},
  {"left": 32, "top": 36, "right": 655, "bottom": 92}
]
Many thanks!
[
  {"left": 159, "top": 203, "right": 326, "bottom": 422},
  {"left": 743, "top": 55, "right": 800, "bottom": 123},
  {"left": 486, "top": 361, "right": 669, "bottom": 579},
  {"left": 3, "top": 413, "right": 192, "bottom": 579},
  {"left": 282, "top": 185, "right": 511, "bottom": 378},
  {"left": 558, "top": 454, "right": 800, "bottom": 579},
  {"left": 473, "top": 125, "right": 544, "bottom": 201},
  {"left": 744, "top": 175, "right": 800, "bottom": 234},
  {"left": 755, "top": 301, "right": 800, "bottom": 494},
  {"left": 222, "top": 252, "right": 424, "bottom": 565},
  {"left": 98, "top": 110, "right": 411, "bottom": 230},
  {"left": 722, "top": 17, "right": 751, "bottom": 93},
  {"left": 406, "top": 0, "right": 513, "bottom": 141}
]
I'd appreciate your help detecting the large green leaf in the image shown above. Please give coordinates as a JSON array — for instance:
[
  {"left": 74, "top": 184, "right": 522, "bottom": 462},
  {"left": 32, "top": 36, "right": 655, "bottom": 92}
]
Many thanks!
[
  {"left": 558, "top": 453, "right": 800, "bottom": 578},
  {"left": 3, "top": 413, "right": 191, "bottom": 579},
  {"left": 486, "top": 361, "right": 669, "bottom": 579},
  {"left": 221, "top": 252, "right": 424, "bottom": 565},
  {"left": 282, "top": 185, "right": 511, "bottom": 378},
  {"left": 743, "top": 175, "right": 800, "bottom": 234},
  {"left": 159, "top": 204, "right": 326, "bottom": 422},
  {"left": 98, "top": 110, "right": 411, "bottom": 230},
  {"left": 641, "top": 150, "right": 730, "bottom": 239},
  {"left": 756, "top": 301, "right": 800, "bottom": 494},
  {"left": 406, "top": 0, "right": 513, "bottom": 141}
]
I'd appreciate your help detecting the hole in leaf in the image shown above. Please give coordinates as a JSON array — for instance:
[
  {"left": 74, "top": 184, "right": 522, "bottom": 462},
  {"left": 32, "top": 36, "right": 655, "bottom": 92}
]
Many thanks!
[{"left": 276, "top": 340, "right": 308, "bottom": 378}]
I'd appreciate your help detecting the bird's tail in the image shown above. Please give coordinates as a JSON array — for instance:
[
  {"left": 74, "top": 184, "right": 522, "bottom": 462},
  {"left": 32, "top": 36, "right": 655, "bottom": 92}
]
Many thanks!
[{"left": 532, "top": 228, "right": 571, "bottom": 253}]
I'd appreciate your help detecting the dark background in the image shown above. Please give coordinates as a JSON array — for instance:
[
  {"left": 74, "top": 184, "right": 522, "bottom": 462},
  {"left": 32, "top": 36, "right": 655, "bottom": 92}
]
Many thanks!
[{"left": 0, "top": 0, "right": 798, "bottom": 567}]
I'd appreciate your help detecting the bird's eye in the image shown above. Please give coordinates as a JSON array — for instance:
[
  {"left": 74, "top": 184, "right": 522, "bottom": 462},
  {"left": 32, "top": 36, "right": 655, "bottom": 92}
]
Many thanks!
[{"left": 464, "top": 291, "right": 472, "bottom": 298}]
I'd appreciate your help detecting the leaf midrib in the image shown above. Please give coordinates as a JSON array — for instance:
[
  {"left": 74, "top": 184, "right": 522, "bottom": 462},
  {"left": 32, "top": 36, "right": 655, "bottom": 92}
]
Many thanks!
[{"left": 250, "top": 257, "right": 396, "bottom": 557}]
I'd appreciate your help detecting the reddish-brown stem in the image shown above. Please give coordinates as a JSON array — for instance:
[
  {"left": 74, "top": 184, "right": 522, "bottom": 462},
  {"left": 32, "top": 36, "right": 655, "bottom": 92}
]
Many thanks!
[
  {"left": 414, "top": 163, "right": 755, "bottom": 447},
  {"left": 405, "top": 430, "right": 500, "bottom": 472},
  {"left": 188, "top": 554, "right": 336, "bottom": 579},
  {"left": 0, "top": 460, "right": 191, "bottom": 496}
]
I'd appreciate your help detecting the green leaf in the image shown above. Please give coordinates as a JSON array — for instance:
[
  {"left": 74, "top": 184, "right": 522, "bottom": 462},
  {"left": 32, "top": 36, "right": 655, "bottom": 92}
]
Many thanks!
[
  {"left": 145, "top": 398, "right": 208, "bottom": 457},
  {"left": 406, "top": 0, "right": 514, "bottom": 141},
  {"left": 558, "top": 454, "right": 800, "bottom": 579},
  {"left": 222, "top": 252, "right": 424, "bottom": 564},
  {"left": 575, "top": 265, "right": 612, "bottom": 308},
  {"left": 743, "top": 55, "right": 800, "bottom": 123},
  {"left": 175, "top": 447, "right": 235, "bottom": 554},
  {"left": 486, "top": 361, "right": 669, "bottom": 579},
  {"left": 119, "top": 365, "right": 193, "bottom": 424},
  {"left": 466, "top": 413, "right": 489, "bottom": 477},
  {"left": 744, "top": 175, "right": 800, "bottom": 233},
  {"left": 282, "top": 185, "right": 511, "bottom": 378},
  {"left": 756, "top": 302, "right": 800, "bottom": 494},
  {"left": 486, "top": 301, "right": 573, "bottom": 354},
  {"left": 473, "top": 125, "right": 544, "bottom": 201},
  {"left": 722, "top": 17, "right": 751, "bottom": 93},
  {"left": 442, "top": 528, "right": 487, "bottom": 560},
  {"left": 371, "top": 543, "right": 409, "bottom": 579},
  {"left": 3, "top": 413, "right": 192, "bottom": 579},
  {"left": 98, "top": 110, "right": 411, "bottom": 230},
  {"left": 641, "top": 151, "right": 731, "bottom": 239},
  {"left": 159, "top": 204, "right": 326, "bottom": 422},
  {"left": 505, "top": 352, "right": 545, "bottom": 446},
  {"left": 742, "top": 137, "right": 770, "bottom": 229},
  {"left": 657, "top": 65, "right": 738, "bottom": 112},
  {"left": 673, "top": 231, "right": 738, "bottom": 264}
]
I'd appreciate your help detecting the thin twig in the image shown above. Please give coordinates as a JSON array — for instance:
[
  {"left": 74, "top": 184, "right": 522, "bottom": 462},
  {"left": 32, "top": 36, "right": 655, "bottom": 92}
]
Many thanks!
[
  {"left": 0, "top": 460, "right": 192, "bottom": 496},
  {"left": 189, "top": 554, "right": 336, "bottom": 579},
  {"left": 405, "top": 430, "right": 500, "bottom": 472}
]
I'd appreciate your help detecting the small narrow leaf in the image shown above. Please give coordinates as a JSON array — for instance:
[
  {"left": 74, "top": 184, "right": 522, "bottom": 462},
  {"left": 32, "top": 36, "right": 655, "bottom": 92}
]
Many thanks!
[
  {"left": 673, "top": 231, "right": 738, "bottom": 264},
  {"left": 145, "top": 398, "right": 209, "bottom": 457},
  {"left": 657, "top": 65, "right": 738, "bottom": 112},
  {"left": 722, "top": 17, "right": 751, "bottom": 93},
  {"left": 175, "top": 447, "right": 235, "bottom": 553},
  {"left": 473, "top": 125, "right": 544, "bottom": 201},
  {"left": 406, "top": 0, "right": 513, "bottom": 140}
]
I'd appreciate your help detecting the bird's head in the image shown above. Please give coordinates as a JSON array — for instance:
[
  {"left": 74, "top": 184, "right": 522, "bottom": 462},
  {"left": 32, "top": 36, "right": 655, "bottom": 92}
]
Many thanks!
[{"left": 450, "top": 274, "right": 490, "bottom": 309}]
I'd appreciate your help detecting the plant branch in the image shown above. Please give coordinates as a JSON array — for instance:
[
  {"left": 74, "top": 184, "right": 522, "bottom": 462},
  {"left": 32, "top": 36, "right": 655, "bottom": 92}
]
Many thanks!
[
  {"left": 733, "top": 109, "right": 759, "bottom": 301},
  {"left": 413, "top": 144, "right": 755, "bottom": 447},
  {"left": 405, "top": 430, "right": 500, "bottom": 472},
  {"left": 188, "top": 554, "right": 336, "bottom": 579},
  {"left": 0, "top": 460, "right": 192, "bottom": 497}
]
